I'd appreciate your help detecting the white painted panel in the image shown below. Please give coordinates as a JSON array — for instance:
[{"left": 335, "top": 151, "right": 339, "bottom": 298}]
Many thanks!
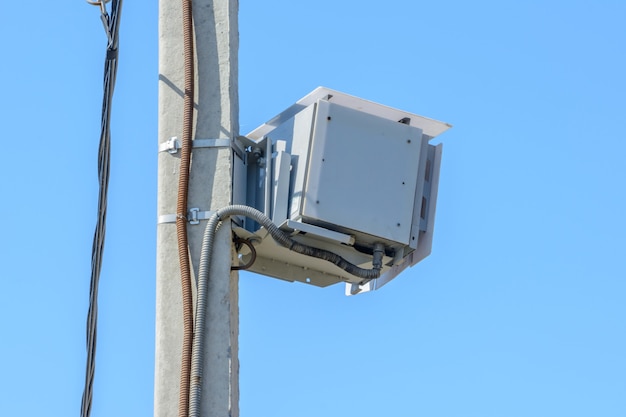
[
  {"left": 247, "top": 87, "right": 451, "bottom": 140},
  {"left": 300, "top": 100, "right": 424, "bottom": 245},
  {"left": 271, "top": 149, "right": 291, "bottom": 225}
]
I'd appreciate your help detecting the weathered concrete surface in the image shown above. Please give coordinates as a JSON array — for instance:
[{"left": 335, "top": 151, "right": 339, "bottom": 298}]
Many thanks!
[{"left": 155, "top": 1, "right": 239, "bottom": 416}]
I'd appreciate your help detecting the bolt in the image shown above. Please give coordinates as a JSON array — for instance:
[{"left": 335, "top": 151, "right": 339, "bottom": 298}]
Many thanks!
[{"left": 327, "top": 116, "right": 332, "bottom": 121}]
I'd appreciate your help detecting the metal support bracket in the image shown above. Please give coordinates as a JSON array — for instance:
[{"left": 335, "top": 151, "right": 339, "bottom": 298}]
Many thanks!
[
  {"left": 158, "top": 208, "right": 215, "bottom": 225},
  {"left": 158, "top": 137, "right": 233, "bottom": 154}
]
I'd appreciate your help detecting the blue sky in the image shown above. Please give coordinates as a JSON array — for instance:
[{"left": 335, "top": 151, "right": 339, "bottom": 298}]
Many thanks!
[{"left": 1, "top": 1, "right": 625, "bottom": 416}]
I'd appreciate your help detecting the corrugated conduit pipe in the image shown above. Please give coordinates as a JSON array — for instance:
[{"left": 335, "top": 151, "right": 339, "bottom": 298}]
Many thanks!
[
  {"left": 176, "top": 0, "right": 194, "bottom": 415},
  {"left": 188, "top": 205, "right": 384, "bottom": 416}
]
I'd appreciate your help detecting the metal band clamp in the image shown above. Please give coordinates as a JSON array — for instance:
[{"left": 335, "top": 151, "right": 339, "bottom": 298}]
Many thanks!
[
  {"left": 158, "top": 208, "right": 216, "bottom": 225},
  {"left": 159, "top": 137, "right": 233, "bottom": 154}
]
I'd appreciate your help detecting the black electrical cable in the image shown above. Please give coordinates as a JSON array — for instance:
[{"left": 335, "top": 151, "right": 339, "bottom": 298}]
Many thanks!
[
  {"left": 81, "top": 2, "right": 123, "bottom": 417},
  {"left": 231, "top": 237, "right": 257, "bottom": 270}
]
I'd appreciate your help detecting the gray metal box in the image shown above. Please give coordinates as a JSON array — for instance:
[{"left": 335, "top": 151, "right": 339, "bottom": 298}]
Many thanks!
[
  {"left": 293, "top": 99, "right": 424, "bottom": 246},
  {"left": 235, "top": 88, "right": 450, "bottom": 294}
]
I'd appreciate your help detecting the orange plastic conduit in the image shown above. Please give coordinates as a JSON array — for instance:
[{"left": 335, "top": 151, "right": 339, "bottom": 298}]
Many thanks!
[{"left": 177, "top": 0, "right": 195, "bottom": 416}]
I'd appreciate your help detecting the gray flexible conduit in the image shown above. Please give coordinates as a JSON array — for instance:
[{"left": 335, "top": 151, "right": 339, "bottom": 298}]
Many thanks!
[{"left": 188, "top": 205, "right": 383, "bottom": 415}]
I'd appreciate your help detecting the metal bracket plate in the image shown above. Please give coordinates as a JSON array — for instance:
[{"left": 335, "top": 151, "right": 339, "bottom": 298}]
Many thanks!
[
  {"left": 157, "top": 208, "right": 215, "bottom": 225},
  {"left": 284, "top": 220, "right": 355, "bottom": 245},
  {"left": 158, "top": 137, "right": 233, "bottom": 153}
]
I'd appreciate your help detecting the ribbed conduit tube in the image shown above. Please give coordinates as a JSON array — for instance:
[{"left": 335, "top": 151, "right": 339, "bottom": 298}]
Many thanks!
[
  {"left": 188, "top": 205, "right": 383, "bottom": 416},
  {"left": 176, "top": 0, "right": 194, "bottom": 416},
  {"left": 188, "top": 214, "right": 220, "bottom": 417}
]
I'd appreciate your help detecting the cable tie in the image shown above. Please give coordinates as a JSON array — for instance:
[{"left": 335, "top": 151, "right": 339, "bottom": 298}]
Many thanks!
[{"left": 106, "top": 48, "right": 118, "bottom": 61}]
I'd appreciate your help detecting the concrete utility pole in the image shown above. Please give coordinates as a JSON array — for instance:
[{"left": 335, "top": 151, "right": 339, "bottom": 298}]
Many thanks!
[{"left": 155, "top": 1, "right": 239, "bottom": 416}]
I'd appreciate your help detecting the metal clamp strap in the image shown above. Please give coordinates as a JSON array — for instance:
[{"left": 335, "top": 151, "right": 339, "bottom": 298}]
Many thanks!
[
  {"left": 158, "top": 208, "right": 215, "bottom": 225},
  {"left": 159, "top": 137, "right": 232, "bottom": 154}
]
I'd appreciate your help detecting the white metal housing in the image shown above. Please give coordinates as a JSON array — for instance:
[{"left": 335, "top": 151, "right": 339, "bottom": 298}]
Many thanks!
[{"left": 234, "top": 87, "right": 450, "bottom": 294}]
